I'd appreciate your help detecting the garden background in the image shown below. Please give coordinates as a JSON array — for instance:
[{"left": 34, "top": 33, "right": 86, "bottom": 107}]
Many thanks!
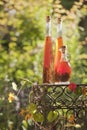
[{"left": 0, "top": 0, "right": 87, "bottom": 130}]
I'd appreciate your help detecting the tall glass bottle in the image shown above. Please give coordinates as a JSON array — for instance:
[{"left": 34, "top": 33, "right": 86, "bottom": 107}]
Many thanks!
[
  {"left": 43, "top": 16, "right": 53, "bottom": 83},
  {"left": 54, "top": 18, "right": 63, "bottom": 82}
]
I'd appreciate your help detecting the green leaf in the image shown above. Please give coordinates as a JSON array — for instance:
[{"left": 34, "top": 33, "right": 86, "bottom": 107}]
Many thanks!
[
  {"left": 28, "top": 103, "right": 37, "bottom": 114},
  {"left": 33, "top": 112, "right": 44, "bottom": 123},
  {"left": 22, "top": 120, "right": 28, "bottom": 129},
  {"left": 47, "top": 111, "right": 58, "bottom": 122},
  {"left": 22, "top": 126, "right": 27, "bottom": 130}
]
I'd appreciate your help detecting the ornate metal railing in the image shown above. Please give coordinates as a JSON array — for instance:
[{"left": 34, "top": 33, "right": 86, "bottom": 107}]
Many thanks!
[{"left": 30, "top": 83, "right": 87, "bottom": 130}]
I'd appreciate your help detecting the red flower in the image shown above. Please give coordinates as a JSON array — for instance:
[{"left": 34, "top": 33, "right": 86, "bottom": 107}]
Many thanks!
[{"left": 68, "top": 83, "right": 77, "bottom": 92}]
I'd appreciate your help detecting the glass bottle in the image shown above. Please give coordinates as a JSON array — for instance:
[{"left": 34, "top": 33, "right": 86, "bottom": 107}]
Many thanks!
[
  {"left": 54, "top": 18, "right": 63, "bottom": 82},
  {"left": 43, "top": 16, "right": 53, "bottom": 83},
  {"left": 57, "top": 45, "right": 72, "bottom": 82}
]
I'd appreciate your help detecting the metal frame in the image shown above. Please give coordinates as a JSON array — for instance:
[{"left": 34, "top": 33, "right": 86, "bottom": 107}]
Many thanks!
[{"left": 31, "top": 83, "right": 87, "bottom": 130}]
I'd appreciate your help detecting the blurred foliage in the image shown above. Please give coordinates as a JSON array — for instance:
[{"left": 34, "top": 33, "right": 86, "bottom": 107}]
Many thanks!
[
  {"left": 0, "top": 0, "right": 87, "bottom": 129},
  {"left": 0, "top": 0, "right": 52, "bottom": 83}
]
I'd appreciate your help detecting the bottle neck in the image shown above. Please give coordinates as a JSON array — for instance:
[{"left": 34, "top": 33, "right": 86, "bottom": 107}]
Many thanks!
[
  {"left": 57, "top": 22, "right": 62, "bottom": 38},
  {"left": 61, "top": 51, "right": 68, "bottom": 62},
  {"left": 45, "top": 21, "right": 52, "bottom": 37}
]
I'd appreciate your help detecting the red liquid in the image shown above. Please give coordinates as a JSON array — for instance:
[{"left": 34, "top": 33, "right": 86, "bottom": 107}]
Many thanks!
[
  {"left": 43, "top": 36, "right": 53, "bottom": 83},
  {"left": 54, "top": 37, "right": 63, "bottom": 82}
]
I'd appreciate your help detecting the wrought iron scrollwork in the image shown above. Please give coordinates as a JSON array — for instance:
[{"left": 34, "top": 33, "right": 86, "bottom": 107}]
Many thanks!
[{"left": 30, "top": 83, "right": 87, "bottom": 130}]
